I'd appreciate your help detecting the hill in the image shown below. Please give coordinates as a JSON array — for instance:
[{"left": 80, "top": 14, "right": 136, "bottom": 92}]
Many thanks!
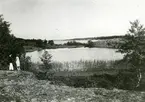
[
  {"left": 66, "top": 35, "right": 124, "bottom": 40},
  {"left": 0, "top": 70, "right": 145, "bottom": 102}
]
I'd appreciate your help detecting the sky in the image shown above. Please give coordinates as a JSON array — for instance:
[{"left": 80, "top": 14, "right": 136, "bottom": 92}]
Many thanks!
[{"left": 0, "top": 0, "right": 145, "bottom": 40}]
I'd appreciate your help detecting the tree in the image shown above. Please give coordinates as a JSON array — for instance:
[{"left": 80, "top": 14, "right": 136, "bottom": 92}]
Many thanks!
[
  {"left": 117, "top": 20, "right": 145, "bottom": 88},
  {"left": 0, "top": 15, "right": 24, "bottom": 69},
  {"left": 87, "top": 40, "right": 94, "bottom": 48},
  {"left": 48, "top": 40, "right": 54, "bottom": 46},
  {"left": 36, "top": 39, "right": 43, "bottom": 48},
  {"left": 43, "top": 39, "right": 47, "bottom": 46},
  {"left": 0, "top": 15, "right": 14, "bottom": 67}
]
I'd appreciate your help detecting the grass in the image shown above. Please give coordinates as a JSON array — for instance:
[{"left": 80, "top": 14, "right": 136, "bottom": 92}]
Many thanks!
[
  {"left": 1, "top": 71, "right": 145, "bottom": 102},
  {"left": 49, "top": 60, "right": 129, "bottom": 72},
  {"left": 20, "top": 58, "right": 145, "bottom": 91},
  {"left": 29, "top": 59, "right": 141, "bottom": 91},
  {"left": 47, "top": 70, "right": 140, "bottom": 90}
]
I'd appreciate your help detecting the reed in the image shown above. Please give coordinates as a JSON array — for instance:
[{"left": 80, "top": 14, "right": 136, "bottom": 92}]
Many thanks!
[{"left": 50, "top": 60, "right": 125, "bottom": 72}]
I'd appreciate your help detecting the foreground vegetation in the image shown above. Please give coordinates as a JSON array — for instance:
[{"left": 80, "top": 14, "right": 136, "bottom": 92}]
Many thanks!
[
  {"left": 27, "top": 59, "right": 144, "bottom": 91},
  {"left": 0, "top": 71, "right": 145, "bottom": 102},
  {"left": 50, "top": 60, "right": 126, "bottom": 72}
]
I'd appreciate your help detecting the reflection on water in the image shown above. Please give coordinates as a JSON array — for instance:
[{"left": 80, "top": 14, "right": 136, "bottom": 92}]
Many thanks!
[{"left": 26, "top": 47, "right": 123, "bottom": 63}]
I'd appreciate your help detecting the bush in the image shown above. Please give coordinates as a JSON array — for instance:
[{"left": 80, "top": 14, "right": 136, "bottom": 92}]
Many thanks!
[
  {"left": 115, "top": 71, "right": 138, "bottom": 90},
  {"left": 40, "top": 50, "right": 52, "bottom": 70},
  {"left": 20, "top": 54, "right": 32, "bottom": 71}
]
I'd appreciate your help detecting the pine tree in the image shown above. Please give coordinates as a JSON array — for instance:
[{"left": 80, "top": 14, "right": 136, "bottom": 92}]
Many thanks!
[{"left": 117, "top": 20, "right": 145, "bottom": 87}]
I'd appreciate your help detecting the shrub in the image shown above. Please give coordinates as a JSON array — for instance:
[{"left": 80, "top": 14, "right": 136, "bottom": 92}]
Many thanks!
[
  {"left": 115, "top": 71, "right": 138, "bottom": 90},
  {"left": 40, "top": 50, "right": 52, "bottom": 70},
  {"left": 20, "top": 53, "right": 32, "bottom": 71}
]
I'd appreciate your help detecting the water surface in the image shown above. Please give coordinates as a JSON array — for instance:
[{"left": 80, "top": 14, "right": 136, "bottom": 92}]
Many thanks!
[{"left": 26, "top": 47, "right": 123, "bottom": 63}]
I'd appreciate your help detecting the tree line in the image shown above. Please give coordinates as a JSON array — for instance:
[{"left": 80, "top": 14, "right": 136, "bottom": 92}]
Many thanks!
[
  {"left": 16, "top": 38, "right": 54, "bottom": 48},
  {"left": 69, "top": 35, "right": 124, "bottom": 40}
]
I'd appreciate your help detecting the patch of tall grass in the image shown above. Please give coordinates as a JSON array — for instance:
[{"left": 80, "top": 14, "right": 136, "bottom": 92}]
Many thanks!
[
  {"left": 26, "top": 58, "right": 140, "bottom": 90},
  {"left": 50, "top": 60, "right": 127, "bottom": 72}
]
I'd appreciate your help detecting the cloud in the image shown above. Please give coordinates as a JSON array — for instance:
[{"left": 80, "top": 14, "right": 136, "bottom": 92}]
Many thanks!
[
  {"left": 1, "top": 0, "right": 40, "bottom": 14},
  {"left": 1, "top": 0, "right": 145, "bottom": 39}
]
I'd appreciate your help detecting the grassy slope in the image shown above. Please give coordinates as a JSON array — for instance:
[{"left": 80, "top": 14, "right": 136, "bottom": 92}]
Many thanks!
[{"left": 0, "top": 71, "right": 145, "bottom": 102}]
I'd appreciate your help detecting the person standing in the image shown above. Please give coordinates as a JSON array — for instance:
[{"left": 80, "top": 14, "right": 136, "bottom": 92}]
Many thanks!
[
  {"left": 9, "top": 54, "right": 14, "bottom": 70},
  {"left": 16, "top": 55, "right": 20, "bottom": 70}
]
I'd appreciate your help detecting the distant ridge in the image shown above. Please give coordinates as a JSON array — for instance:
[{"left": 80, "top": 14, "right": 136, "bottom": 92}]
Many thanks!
[
  {"left": 65, "top": 35, "right": 125, "bottom": 41},
  {"left": 16, "top": 35, "right": 125, "bottom": 41}
]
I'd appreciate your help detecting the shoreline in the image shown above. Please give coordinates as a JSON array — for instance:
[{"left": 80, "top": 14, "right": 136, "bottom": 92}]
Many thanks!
[{"left": 25, "top": 45, "right": 117, "bottom": 53}]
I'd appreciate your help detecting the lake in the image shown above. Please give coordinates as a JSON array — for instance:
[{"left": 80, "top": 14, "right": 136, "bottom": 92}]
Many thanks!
[{"left": 26, "top": 47, "right": 123, "bottom": 63}]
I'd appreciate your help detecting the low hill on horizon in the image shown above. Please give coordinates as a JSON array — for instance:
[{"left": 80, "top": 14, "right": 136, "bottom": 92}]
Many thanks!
[{"left": 16, "top": 35, "right": 125, "bottom": 41}]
